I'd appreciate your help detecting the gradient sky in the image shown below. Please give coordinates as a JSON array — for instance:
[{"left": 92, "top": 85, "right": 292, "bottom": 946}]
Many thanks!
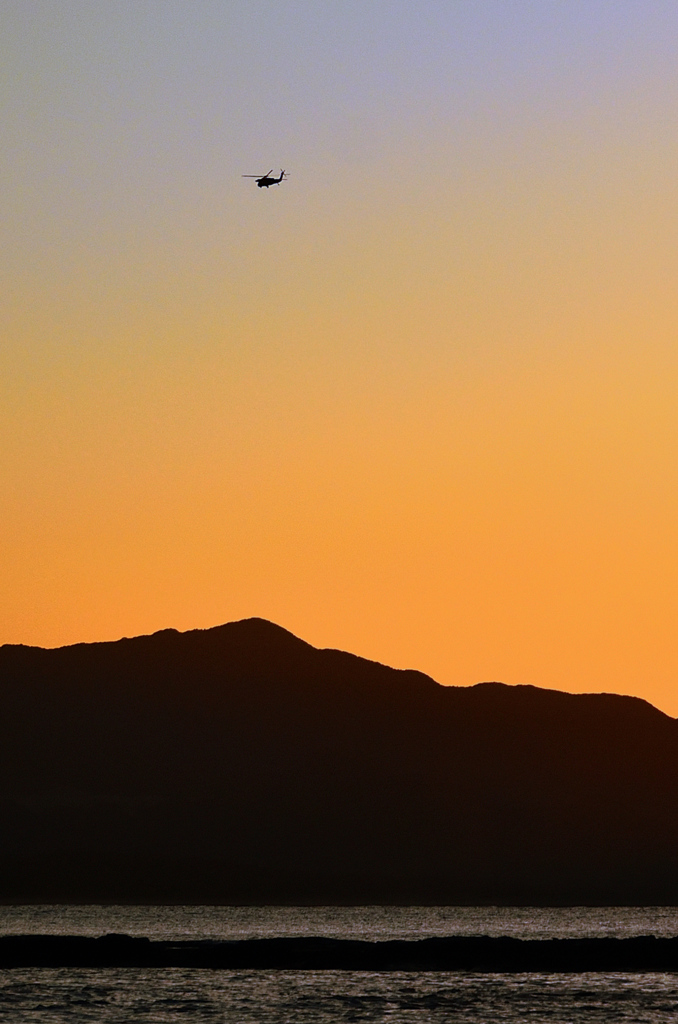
[{"left": 3, "top": 1, "right": 678, "bottom": 714}]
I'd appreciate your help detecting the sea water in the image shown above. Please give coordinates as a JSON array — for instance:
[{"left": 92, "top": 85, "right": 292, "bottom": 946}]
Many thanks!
[{"left": 1, "top": 906, "right": 678, "bottom": 1022}]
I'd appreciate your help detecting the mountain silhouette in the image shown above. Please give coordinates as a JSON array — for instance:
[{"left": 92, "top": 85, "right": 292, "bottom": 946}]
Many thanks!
[{"left": 1, "top": 618, "right": 677, "bottom": 903}]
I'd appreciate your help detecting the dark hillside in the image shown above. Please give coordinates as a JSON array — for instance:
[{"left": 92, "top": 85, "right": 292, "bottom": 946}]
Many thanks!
[{"left": 1, "top": 618, "right": 677, "bottom": 903}]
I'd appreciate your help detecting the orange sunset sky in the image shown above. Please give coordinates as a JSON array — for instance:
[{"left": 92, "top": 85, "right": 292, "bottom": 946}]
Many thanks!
[{"left": 3, "top": 2, "right": 678, "bottom": 715}]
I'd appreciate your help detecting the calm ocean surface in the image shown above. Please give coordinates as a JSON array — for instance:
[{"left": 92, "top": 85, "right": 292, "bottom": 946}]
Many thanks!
[{"left": 1, "top": 906, "right": 678, "bottom": 1022}]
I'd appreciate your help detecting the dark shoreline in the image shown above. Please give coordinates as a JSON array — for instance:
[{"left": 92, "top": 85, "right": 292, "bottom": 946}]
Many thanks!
[{"left": 2, "top": 935, "right": 678, "bottom": 971}]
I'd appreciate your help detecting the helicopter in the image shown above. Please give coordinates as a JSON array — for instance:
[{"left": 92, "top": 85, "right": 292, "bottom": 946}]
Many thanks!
[{"left": 242, "top": 169, "right": 288, "bottom": 188}]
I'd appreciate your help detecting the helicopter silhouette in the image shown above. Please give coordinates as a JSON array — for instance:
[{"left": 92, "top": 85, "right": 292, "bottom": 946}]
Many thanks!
[{"left": 242, "top": 169, "right": 288, "bottom": 188}]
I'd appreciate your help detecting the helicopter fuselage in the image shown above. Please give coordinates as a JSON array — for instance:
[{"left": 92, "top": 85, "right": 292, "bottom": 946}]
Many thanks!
[{"left": 257, "top": 171, "right": 285, "bottom": 187}]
